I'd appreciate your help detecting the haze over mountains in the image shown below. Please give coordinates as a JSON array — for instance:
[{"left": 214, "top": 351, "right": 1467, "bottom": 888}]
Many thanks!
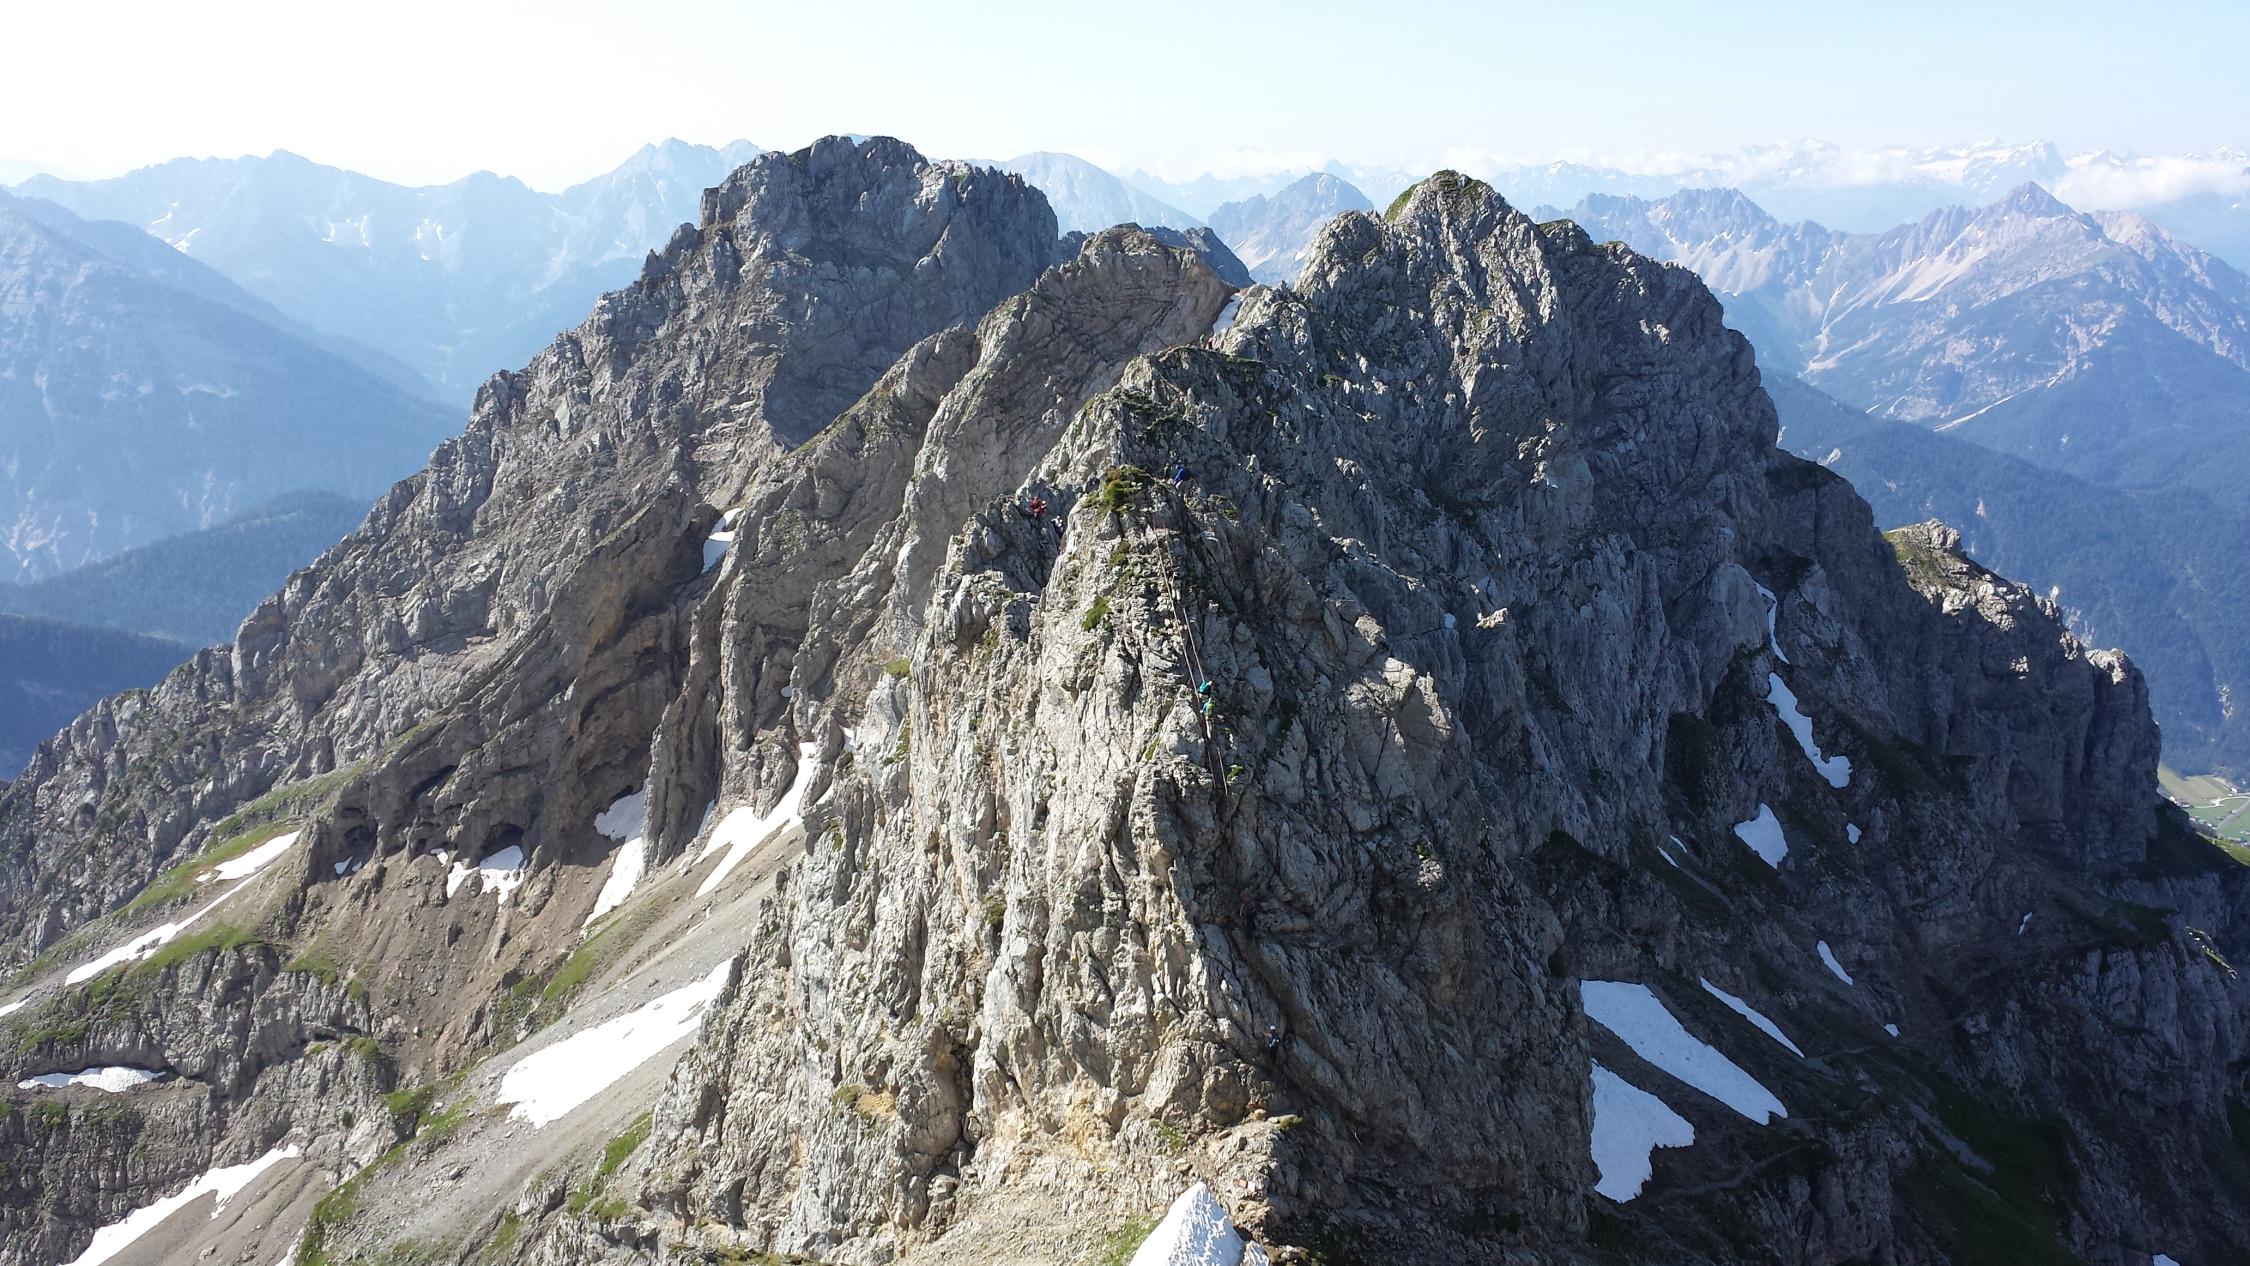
[
  {"left": 1562, "top": 184, "right": 2250, "bottom": 488},
  {"left": 17, "top": 138, "right": 764, "bottom": 402},
  {"left": 0, "top": 188, "right": 453, "bottom": 582}
]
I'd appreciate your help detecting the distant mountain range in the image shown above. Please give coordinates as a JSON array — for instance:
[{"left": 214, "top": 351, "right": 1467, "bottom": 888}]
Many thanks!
[
  {"left": 990, "top": 153, "right": 1201, "bottom": 234},
  {"left": 0, "top": 188, "right": 455, "bottom": 581},
  {"left": 15, "top": 138, "right": 763, "bottom": 402},
  {"left": 1206, "top": 174, "right": 1373, "bottom": 283},
  {"left": 1562, "top": 184, "right": 2250, "bottom": 495},
  {"left": 1131, "top": 141, "right": 2250, "bottom": 269}
]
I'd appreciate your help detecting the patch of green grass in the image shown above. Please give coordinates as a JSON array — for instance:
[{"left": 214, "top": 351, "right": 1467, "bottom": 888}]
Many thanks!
[
  {"left": 123, "top": 819, "right": 301, "bottom": 915},
  {"left": 3, "top": 927, "right": 98, "bottom": 992},
  {"left": 1090, "top": 464, "right": 1153, "bottom": 514},
  {"left": 1094, "top": 1215, "right": 1158, "bottom": 1266},
  {"left": 477, "top": 1210, "right": 523, "bottom": 1263},
  {"left": 129, "top": 922, "right": 267, "bottom": 980},
  {"left": 286, "top": 944, "right": 351, "bottom": 987},
  {"left": 382, "top": 1084, "right": 440, "bottom": 1137},
  {"left": 1886, "top": 528, "right": 1955, "bottom": 589},
  {"left": 598, "top": 1113, "right": 652, "bottom": 1182},
  {"left": 567, "top": 1112, "right": 655, "bottom": 1221},
  {"left": 1080, "top": 595, "right": 1112, "bottom": 631},
  {"left": 883, "top": 656, "right": 911, "bottom": 679}
]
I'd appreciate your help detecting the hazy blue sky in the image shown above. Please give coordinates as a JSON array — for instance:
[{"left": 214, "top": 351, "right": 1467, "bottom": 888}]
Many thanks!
[{"left": 3, "top": 0, "right": 2243, "bottom": 188}]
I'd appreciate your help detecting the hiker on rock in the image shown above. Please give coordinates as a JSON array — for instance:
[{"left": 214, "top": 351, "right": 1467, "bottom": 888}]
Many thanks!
[{"left": 1025, "top": 495, "right": 1047, "bottom": 523}]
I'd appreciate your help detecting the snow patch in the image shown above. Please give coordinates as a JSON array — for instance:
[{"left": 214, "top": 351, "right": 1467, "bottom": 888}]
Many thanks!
[
  {"left": 1129, "top": 1180, "right": 1264, "bottom": 1265},
  {"left": 1588, "top": 1061, "right": 1696, "bottom": 1201},
  {"left": 1581, "top": 981, "right": 1786, "bottom": 1123},
  {"left": 1754, "top": 582, "right": 1789, "bottom": 663},
  {"left": 210, "top": 830, "right": 302, "bottom": 881},
  {"left": 1884, "top": 1023, "right": 1901, "bottom": 1037},
  {"left": 1210, "top": 296, "right": 1243, "bottom": 336},
  {"left": 1656, "top": 836, "right": 1682, "bottom": 868},
  {"left": 0, "top": 999, "right": 26, "bottom": 1018},
  {"left": 19, "top": 1066, "right": 161, "bottom": 1093},
  {"left": 586, "top": 789, "right": 651, "bottom": 927},
  {"left": 66, "top": 841, "right": 289, "bottom": 984},
  {"left": 594, "top": 790, "right": 647, "bottom": 842},
  {"left": 1733, "top": 805, "right": 1788, "bottom": 868},
  {"left": 1846, "top": 823, "right": 1862, "bottom": 844},
  {"left": 2018, "top": 912, "right": 2033, "bottom": 936},
  {"left": 498, "top": 959, "right": 732, "bottom": 1126},
  {"left": 1816, "top": 941, "right": 1856, "bottom": 985},
  {"left": 1698, "top": 979, "right": 1805, "bottom": 1057},
  {"left": 446, "top": 845, "right": 527, "bottom": 900},
  {"left": 703, "top": 508, "right": 740, "bottom": 572},
  {"left": 1766, "top": 673, "right": 1851, "bottom": 788},
  {"left": 2154, "top": 1254, "right": 2182, "bottom": 1266},
  {"left": 63, "top": 1144, "right": 300, "bottom": 1266},
  {"left": 695, "top": 743, "right": 819, "bottom": 897}
]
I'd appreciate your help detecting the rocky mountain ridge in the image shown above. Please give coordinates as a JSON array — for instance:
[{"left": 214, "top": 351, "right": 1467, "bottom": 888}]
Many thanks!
[{"left": 0, "top": 141, "right": 2244, "bottom": 1266}]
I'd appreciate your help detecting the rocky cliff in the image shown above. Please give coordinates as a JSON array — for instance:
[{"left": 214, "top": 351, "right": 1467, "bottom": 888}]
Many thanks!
[{"left": 1, "top": 142, "right": 2246, "bottom": 1266}]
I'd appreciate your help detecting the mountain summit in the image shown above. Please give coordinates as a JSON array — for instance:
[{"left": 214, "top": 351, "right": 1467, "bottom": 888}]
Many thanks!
[{"left": 0, "top": 143, "right": 2242, "bottom": 1266}]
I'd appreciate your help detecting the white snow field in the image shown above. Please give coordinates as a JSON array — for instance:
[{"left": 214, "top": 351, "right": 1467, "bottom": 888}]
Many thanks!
[
  {"left": 1581, "top": 981, "right": 1787, "bottom": 1123},
  {"left": 67, "top": 830, "right": 303, "bottom": 985},
  {"left": 207, "top": 831, "right": 301, "bottom": 882},
  {"left": 1588, "top": 1062, "right": 1696, "bottom": 1200},
  {"left": 498, "top": 959, "right": 732, "bottom": 1126},
  {"left": 703, "top": 509, "right": 740, "bottom": 571},
  {"left": 1885, "top": 1023, "right": 1901, "bottom": 1037},
  {"left": 1130, "top": 1180, "right": 1268, "bottom": 1266},
  {"left": 1755, "top": 581, "right": 1790, "bottom": 663},
  {"left": 1210, "top": 295, "right": 1243, "bottom": 335},
  {"left": 445, "top": 844, "right": 526, "bottom": 900},
  {"left": 63, "top": 1143, "right": 300, "bottom": 1266},
  {"left": 1733, "top": 805, "right": 1788, "bottom": 868},
  {"left": 18, "top": 1066, "right": 160, "bottom": 1092},
  {"left": 587, "top": 789, "right": 651, "bottom": 926},
  {"left": 696, "top": 743, "right": 819, "bottom": 897},
  {"left": 1766, "top": 673, "right": 1852, "bottom": 788},
  {"left": 1847, "top": 823, "right": 1862, "bottom": 844},
  {"left": 0, "top": 999, "right": 26, "bottom": 1018},
  {"left": 1698, "top": 978, "right": 1805, "bottom": 1057},
  {"left": 1817, "top": 941, "right": 1856, "bottom": 985}
]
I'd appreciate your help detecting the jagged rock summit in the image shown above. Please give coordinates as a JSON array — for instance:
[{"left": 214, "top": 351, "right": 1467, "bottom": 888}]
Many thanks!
[{"left": 1, "top": 145, "right": 2246, "bottom": 1266}]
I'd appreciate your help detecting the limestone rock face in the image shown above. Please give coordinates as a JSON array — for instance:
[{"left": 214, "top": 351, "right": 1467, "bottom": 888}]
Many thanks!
[{"left": 3, "top": 149, "right": 2247, "bottom": 1266}]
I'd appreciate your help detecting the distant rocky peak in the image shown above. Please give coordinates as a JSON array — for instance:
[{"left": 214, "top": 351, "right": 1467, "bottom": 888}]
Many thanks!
[{"left": 1986, "top": 179, "right": 2077, "bottom": 220}]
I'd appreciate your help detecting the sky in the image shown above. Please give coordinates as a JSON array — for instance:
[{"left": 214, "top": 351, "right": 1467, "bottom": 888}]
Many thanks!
[{"left": 1, "top": 0, "right": 2244, "bottom": 190}]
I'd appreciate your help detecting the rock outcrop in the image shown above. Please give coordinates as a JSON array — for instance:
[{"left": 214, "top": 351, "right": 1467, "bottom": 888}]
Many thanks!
[{"left": 3, "top": 144, "right": 2247, "bottom": 1266}]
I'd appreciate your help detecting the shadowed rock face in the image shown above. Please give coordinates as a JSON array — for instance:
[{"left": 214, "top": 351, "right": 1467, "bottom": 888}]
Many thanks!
[{"left": 2, "top": 148, "right": 2247, "bottom": 1266}]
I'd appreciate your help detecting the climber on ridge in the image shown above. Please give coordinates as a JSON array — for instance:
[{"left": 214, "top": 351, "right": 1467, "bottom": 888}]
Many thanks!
[
  {"left": 1171, "top": 460, "right": 1190, "bottom": 488},
  {"left": 1025, "top": 495, "right": 1047, "bottom": 524}
]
